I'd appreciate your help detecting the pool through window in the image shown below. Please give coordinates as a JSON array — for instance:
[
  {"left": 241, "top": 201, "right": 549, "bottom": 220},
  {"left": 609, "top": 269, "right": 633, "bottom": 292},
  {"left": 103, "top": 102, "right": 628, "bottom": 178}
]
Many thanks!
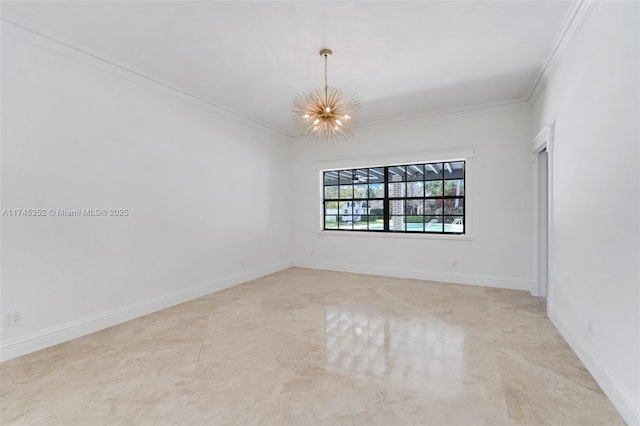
[{"left": 323, "top": 161, "right": 465, "bottom": 233}]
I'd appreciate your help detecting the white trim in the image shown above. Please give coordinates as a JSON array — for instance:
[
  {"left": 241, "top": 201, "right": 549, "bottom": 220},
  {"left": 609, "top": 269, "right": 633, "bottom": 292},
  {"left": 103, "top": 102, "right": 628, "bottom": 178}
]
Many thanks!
[
  {"left": 531, "top": 122, "right": 555, "bottom": 299},
  {"left": 288, "top": 102, "right": 531, "bottom": 142},
  {"left": 314, "top": 148, "right": 474, "bottom": 171},
  {"left": 3, "top": 16, "right": 526, "bottom": 138},
  {"left": 2, "top": 0, "right": 597, "bottom": 138},
  {"left": 532, "top": 122, "right": 556, "bottom": 154},
  {"left": 527, "top": 0, "right": 599, "bottom": 103},
  {"left": 355, "top": 100, "right": 530, "bottom": 131},
  {"left": 548, "top": 308, "right": 640, "bottom": 426},
  {"left": 341, "top": 0, "right": 600, "bottom": 131},
  {"left": 0, "top": 18, "right": 290, "bottom": 138},
  {"left": 316, "top": 230, "right": 472, "bottom": 241},
  {"left": 292, "top": 261, "right": 532, "bottom": 292},
  {"left": 4, "top": 15, "right": 529, "bottom": 138},
  {"left": 0, "top": 261, "right": 291, "bottom": 362}
]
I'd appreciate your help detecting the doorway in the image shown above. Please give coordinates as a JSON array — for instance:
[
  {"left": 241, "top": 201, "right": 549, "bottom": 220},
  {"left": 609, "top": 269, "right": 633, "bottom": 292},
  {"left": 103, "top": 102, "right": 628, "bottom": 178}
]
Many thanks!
[
  {"left": 537, "top": 149, "right": 549, "bottom": 298},
  {"left": 532, "top": 122, "right": 554, "bottom": 301}
]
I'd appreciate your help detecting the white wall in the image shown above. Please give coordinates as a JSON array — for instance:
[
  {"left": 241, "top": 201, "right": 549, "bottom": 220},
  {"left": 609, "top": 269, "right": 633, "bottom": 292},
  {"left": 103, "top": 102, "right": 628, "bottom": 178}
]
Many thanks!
[
  {"left": 0, "top": 24, "right": 292, "bottom": 359},
  {"left": 531, "top": 2, "right": 640, "bottom": 423},
  {"left": 291, "top": 107, "right": 534, "bottom": 290},
  {"left": 3, "top": 6, "right": 638, "bottom": 422}
]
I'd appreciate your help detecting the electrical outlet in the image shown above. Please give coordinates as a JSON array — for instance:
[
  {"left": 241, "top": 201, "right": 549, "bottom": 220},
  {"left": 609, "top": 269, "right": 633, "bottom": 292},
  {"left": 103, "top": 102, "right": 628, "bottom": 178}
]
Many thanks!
[
  {"left": 587, "top": 317, "right": 594, "bottom": 337},
  {"left": 9, "top": 310, "right": 21, "bottom": 327},
  {"left": 452, "top": 260, "right": 458, "bottom": 268}
]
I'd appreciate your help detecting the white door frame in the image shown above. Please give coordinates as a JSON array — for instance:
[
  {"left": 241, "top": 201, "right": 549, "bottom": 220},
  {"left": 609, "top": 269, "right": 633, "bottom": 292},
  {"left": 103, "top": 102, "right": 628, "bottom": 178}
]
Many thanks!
[{"left": 532, "top": 122, "right": 555, "bottom": 305}]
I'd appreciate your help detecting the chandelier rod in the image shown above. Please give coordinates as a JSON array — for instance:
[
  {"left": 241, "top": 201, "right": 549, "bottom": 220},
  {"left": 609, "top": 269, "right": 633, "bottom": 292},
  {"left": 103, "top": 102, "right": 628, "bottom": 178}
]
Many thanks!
[
  {"left": 324, "top": 52, "right": 328, "bottom": 105},
  {"left": 319, "top": 48, "right": 332, "bottom": 106}
]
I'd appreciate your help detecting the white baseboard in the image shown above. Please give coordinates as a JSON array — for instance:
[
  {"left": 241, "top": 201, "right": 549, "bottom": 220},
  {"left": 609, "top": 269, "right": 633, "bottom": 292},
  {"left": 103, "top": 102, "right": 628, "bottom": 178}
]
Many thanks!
[
  {"left": 0, "top": 261, "right": 291, "bottom": 362},
  {"left": 548, "top": 308, "right": 640, "bottom": 426},
  {"left": 292, "top": 259, "right": 533, "bottom": 291}
]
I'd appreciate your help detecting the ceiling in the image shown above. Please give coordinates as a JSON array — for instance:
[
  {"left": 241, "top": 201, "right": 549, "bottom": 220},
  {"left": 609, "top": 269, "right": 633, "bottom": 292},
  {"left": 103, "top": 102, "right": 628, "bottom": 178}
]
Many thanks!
[{"left": 2, "top": 1, "right": 574, "bottom": 136}]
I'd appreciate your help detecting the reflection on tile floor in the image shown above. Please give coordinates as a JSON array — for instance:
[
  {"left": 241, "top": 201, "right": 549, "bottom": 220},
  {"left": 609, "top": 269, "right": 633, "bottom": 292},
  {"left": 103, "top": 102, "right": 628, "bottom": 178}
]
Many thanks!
[{"left": 0, "top": 268, "right": 624, "bottom": 425}]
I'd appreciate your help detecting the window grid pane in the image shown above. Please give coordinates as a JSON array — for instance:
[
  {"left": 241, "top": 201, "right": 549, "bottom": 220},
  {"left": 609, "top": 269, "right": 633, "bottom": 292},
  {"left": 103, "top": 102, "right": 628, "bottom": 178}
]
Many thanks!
[{"left": 323, "top": 161, "right": 465, "bottom": 234}]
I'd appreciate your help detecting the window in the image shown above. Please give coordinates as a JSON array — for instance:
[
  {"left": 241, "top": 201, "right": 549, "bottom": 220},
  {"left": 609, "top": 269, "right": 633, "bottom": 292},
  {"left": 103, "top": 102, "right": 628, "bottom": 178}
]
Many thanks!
[{"left": 323, "top": 161, "right": 465, "bottom": 234}]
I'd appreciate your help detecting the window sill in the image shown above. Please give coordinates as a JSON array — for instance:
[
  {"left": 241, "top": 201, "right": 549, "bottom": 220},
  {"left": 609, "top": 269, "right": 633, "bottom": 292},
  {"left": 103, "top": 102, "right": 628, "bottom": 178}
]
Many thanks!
[{"left": 316, "top": 230, "right": 473, "bottom": 241}]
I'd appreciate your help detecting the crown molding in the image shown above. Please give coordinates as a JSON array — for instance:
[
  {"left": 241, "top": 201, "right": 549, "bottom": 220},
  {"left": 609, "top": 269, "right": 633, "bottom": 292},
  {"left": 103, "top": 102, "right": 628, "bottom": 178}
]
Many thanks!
[
  {"left": 293, "top": 1, "right": 599, "bottom": 134},
  {"left": 2, "top": 1, "right": 599, "bottom": 139},
  {"left": 351, "top": 0, "right": 599, "bottom": 132},
  {"left": 355, "top": 99, "right": 531, "bottom": 132},
  {"left": 526, "top": 0, "right": 599, "bottom": 103},
  {"left": 4, "top": 14, "right": 531, "bottom": 139},
  {"left": 290, "top": 99, "right": 530, "bottom": 142},
  {"left": 1, "top": 17, "right": 291, "bottom": 138}
]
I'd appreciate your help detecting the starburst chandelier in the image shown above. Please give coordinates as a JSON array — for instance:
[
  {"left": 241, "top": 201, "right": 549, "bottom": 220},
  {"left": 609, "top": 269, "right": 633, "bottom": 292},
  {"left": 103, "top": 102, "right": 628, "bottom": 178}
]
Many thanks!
[{"left": 292, "top": 48, "right": 360, "bottom": 140}]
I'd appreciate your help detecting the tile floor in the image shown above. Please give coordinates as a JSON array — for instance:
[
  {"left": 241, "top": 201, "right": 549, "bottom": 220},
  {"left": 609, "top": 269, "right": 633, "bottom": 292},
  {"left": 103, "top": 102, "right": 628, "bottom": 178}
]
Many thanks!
[{"left": 0, "top": 268, "right": 624, "bottom": 425}]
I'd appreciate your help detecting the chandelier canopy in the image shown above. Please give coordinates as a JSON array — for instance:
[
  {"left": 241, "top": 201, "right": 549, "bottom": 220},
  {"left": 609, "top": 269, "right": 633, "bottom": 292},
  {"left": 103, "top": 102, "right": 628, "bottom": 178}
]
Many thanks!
[{"left": 292, "top": 48, "right": 360, "bottom": 140}]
